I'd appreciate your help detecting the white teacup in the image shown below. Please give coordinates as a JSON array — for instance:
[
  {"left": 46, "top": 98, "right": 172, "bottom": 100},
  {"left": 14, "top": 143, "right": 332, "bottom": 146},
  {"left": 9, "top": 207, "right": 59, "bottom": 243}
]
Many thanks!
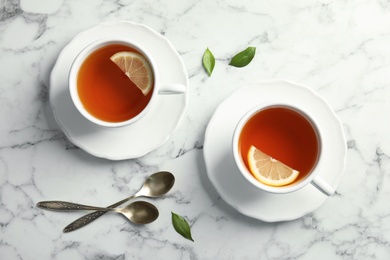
[
  {"left": 232, "top": 102, "right": 334, "bottom": 196},
  {"left": 69, "top": 38, "right": 185, "bottom": 128}
]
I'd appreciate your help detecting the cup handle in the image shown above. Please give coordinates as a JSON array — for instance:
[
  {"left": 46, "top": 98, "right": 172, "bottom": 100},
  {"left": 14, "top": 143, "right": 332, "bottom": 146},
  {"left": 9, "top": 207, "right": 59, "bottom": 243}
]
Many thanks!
[
  {"left": 158, "top": 84, "right": 186, "bottom": 95},
  {"left": 311, "top": 176, "right": 335, "bottom": 196}
]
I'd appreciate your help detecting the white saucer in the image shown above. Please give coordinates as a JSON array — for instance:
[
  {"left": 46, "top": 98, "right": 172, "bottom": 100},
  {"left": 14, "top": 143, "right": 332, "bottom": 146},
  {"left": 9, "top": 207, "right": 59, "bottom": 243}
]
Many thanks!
[
  {"left": 203, "top": 80, "right": 347, "bottom": 222},
  {"left": 50, "top": 21, "right": 189, "bottom": 160}
]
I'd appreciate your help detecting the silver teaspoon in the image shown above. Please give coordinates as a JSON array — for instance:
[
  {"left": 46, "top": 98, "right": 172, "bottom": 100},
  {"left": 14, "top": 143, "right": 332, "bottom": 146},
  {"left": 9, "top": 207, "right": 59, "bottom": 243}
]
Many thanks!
[
  {"left": 37, "top": 201, "right": 159, "bottom": 225},
  {"left": 61, "top": 171, "right": 174, "bottom": 232}
]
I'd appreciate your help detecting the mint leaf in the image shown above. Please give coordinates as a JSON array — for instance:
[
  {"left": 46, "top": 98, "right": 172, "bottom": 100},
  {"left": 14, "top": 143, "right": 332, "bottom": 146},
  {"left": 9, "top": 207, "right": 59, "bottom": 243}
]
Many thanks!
[
  {"left": 171, "top": 212, "right": 194, "bottom": 242},
  {"left": 229, "top": 47, "right": 256, "bottom": 67},
  {"left": 202, "top": 48, "right": 215, "bottom": 76}
]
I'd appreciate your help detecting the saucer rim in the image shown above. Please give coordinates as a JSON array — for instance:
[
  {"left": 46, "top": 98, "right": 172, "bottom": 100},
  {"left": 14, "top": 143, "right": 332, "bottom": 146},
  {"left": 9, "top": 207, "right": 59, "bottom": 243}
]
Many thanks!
[
  {"left": 203, "top": 79, "right": 347, "bottom": 222},
  {"left": 49, "top": 21, "right": 189, "bottom": 160}
]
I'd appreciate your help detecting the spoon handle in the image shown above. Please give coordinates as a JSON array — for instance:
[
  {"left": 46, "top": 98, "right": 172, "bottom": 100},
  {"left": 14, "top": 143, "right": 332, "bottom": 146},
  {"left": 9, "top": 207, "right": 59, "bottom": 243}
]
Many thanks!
[
  {"left": 37, "top": 201, "right": 125, "bottom": 212},
  {"left": 37, "top": 201, "right": 98, "bottom": 211},
  {"left": 62, "top": 195, "right": 136, "bottom": 233}
]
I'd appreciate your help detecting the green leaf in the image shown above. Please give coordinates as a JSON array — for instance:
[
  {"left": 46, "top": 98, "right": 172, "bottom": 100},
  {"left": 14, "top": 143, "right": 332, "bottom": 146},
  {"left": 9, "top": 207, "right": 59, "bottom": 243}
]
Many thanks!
[
  {"left": 229, "top": 47, "right": 256, "bottom": 67},
  {"left": 202, "top": 48, "right": 215, "bottom": 76},
  {"left": 171, "top": 212, "right": 194, "bottom": 242}
]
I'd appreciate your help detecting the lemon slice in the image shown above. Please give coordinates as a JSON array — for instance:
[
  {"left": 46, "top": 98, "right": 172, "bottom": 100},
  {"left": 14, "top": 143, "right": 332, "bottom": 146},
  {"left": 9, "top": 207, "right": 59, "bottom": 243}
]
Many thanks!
[
  {"left": 110, "top": 51, "right": 153, "bottom": 96},
  {"left": 247, "top": 145, "right": 299, "bottom": 187}
]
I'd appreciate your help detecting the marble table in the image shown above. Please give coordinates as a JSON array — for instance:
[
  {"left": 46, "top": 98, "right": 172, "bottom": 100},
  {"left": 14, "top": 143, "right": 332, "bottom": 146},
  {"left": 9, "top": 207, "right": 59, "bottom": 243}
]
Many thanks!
[{"left": 1, "top": 0, "right": 390, "bottom": 259}]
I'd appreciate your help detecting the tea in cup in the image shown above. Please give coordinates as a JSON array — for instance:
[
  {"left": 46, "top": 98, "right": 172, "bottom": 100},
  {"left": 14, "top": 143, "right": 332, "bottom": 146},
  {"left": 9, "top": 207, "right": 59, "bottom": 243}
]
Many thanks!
[
  {"left": 232, "top": 103, "right": 334, "bottom": 196},
  {"left": 69, "top": 38, "right": 185, "bottom": 127}
]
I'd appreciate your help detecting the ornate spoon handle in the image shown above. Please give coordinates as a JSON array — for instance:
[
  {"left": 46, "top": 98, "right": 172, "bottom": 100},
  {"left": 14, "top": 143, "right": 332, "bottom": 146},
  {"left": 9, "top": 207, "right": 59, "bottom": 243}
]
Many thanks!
[
  {"left": 37, "top": 201, "right": 127, "bottom": 212},
  {"left": 37, "top": 201, "right": 102, "bottom": 211},
  {"left": 63, "top": 211, "right": 108, "bottom": 233},
  {"left": 62, "top": 195, "right": 135, "bottom": 233}
]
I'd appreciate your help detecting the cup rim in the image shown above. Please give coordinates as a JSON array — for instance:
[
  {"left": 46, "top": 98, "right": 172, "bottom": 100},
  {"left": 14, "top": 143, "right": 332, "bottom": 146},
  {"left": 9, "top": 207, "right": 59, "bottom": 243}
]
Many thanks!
[
  {"left": 232, "top": 102, "right": 323, "bottom": 194},
  {"left": 68, "top": 38, "right": 158, "bottom": 128}
]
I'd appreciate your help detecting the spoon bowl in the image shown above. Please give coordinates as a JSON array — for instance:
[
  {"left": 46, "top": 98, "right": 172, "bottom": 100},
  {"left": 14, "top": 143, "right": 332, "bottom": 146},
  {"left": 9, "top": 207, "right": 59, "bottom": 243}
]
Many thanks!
[
  {"left": 123, "top": 201, "right": 159, "bottom": 224},
  {"left": 138, "top": 171, "right": 175, "bottom": 197}
]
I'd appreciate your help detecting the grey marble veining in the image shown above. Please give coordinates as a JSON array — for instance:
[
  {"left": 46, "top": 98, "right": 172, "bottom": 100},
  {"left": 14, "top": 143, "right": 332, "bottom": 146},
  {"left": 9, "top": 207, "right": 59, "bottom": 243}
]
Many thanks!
[{"left": 1, "top": 0, "right": 390, "bottom": 259}]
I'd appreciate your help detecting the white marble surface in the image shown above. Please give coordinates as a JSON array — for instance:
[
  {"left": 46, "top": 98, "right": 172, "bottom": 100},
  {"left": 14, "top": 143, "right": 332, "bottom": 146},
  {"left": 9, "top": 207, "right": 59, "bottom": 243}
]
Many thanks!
[{"left": 1, "top": 0, "right": 390, "bottom": 259}]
